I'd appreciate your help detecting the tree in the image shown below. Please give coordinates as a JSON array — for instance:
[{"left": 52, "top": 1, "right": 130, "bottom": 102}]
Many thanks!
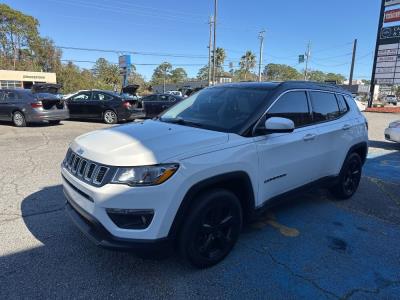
[
  {"left": 325, "top": 72, "right": 346, "bottom": 84},
  {"left": 170, "top": 67, "right": 187, "bottom": 83},
  {"left": 239, "top": 51, "right": 257, "bottom": 80},
  {"left": 197, "top": 65, "right": 209, "bottom": 80},
  {"left": 308, "top": 70, "right": 326, "bottom": 82},
  {"left": 151, "top": 62, "right": 173, "bottom": 85},
  {"left": 263, "top": 64, "right": 302, "bottom": 81}
]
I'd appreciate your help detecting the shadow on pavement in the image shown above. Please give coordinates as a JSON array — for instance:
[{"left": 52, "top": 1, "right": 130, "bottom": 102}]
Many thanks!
[{"left": 369, "top": 140, "right": 400, "bottom": 151}]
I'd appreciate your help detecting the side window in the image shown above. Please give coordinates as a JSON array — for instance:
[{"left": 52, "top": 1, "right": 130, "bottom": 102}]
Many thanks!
[
  {"left": 336, "top": 94, "right": 349, "bottom": 115},
  {"left": 4, "top": 92, "right": 18, "bottom": 100},
  {"left": 159, "top": 95, "right": 169, "bottom": 102},
  {"left": 92, "top": 92, "right": 113, "bottom": 101},
  {"left": 144, "top": 95, "right": 157, "bottom": 102},
  {"left": 266, "top": 91, "right": 312, "bottom": 128},
  {"left": 310, "top": 92, "right": 340, "bottom": 122},
  {"left": 71, "top": 92, "right": 91, "bottom": 101}
]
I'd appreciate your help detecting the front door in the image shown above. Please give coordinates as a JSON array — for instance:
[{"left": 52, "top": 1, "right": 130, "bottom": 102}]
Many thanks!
[
  {"left": 67, "top": 91, "right": 92, "bottom": 118},
  {"left": 255, "top": 90, "right": 320, "bottom": 205}
]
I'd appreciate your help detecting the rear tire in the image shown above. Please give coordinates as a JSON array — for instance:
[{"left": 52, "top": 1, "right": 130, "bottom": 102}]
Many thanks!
[
  {"left": 330, "top": 153, "right": 362, "bottom": 200},
  {"left": 12, "top": 111, "right": 26, "bottom": 127},
  {"left": 178, "top": 189, "right": 242, "bottom": 268},
  {"left": 49, "top": 120, "right": 61, "bottom": 125},
  {"left": 103, "top": 110, "right": 118, "bottom": 124}
]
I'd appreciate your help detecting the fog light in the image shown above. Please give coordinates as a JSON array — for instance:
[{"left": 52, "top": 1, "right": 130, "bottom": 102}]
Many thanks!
[{"left": 106, "top": 208, "right": 154, "bottom": 229}]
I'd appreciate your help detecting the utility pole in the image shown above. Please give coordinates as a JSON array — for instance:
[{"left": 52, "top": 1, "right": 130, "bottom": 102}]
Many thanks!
[
  {"left": 304, "top": 41, "right": 311, "bottom": 80},
  {"left": 208, "top": 16, "right": 213, "bottom": 86},
  {"left": 212, "top": 0, "right": 217, "bottom": 85},
  {"left": 258, "top": 30, "right": 266, "bottom": 82},
  {"left": 349, "top": 39, "right": 357, "bottom": 86},
  {"left": 163, "top": 69, "right": 166, "bottom": 93}
]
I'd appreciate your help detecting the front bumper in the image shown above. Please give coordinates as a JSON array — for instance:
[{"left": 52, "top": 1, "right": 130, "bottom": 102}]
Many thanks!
[{"left": 64, "top": 188, "right": 172, "bottom": 253}]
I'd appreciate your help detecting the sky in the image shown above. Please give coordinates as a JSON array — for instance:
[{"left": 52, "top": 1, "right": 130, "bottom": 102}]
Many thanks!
[{"left": 4, "top": 0, "right": 382, "bottom": 81}]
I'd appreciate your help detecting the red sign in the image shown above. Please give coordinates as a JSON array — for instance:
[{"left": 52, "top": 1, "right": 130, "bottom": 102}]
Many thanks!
[{"left": 385, "top": 9, "right": 400, "bottom": 23}]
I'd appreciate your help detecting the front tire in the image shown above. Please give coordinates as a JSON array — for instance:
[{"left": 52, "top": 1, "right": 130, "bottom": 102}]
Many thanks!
[
  {"left": 12, "top": 111, "right": 26, "bottom": 127},
  {"left": 103, "top": 110, "right": 118, "bottom": 124},
  {"left": 49, "top": 120, "right": 61, "bottom": 125},
  {"left": 330, "top": 153, "right": 362, "bottom": 200},
  {"left": 178, "top": 189, "right": 242, "bottom": 268}
]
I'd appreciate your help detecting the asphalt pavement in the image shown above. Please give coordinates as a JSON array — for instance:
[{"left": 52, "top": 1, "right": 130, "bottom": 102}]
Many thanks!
[{"left": 0, "top": 113, "right": 399, "bottom": 299}]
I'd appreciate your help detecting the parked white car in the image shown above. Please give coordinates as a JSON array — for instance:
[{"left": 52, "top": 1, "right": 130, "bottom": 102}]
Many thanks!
[
  {"left": 61, "top": 82, "right": 368, "bottom": 268},
  {"left": 385, "top": 120, "right": 400, "bottom": 143}
]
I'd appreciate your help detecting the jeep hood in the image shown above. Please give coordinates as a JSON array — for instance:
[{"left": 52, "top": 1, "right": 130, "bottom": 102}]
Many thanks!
[{"left": 71, "top": 120, "right": 229, "bottom": 166}]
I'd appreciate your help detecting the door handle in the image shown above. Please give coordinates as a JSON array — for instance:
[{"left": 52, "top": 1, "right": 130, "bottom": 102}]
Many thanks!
[
  {"left": 303, "top": 133, "right": 316, "bottom": 141},
  {"left": 342, "top": 124, "right": 351, "bottom": 130}
]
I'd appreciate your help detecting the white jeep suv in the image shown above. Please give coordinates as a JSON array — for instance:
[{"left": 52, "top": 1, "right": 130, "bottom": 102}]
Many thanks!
[{"left": 62, "top": 82, "right": 368, "bottom": 268}]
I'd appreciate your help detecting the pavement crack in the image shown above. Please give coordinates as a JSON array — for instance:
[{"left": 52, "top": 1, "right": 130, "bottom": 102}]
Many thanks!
[
  {"left": 0, "top": 207, "right": 64, "bottom": 224},
  {"left": 341, "top": 279, "right": 400, "bottom": 299},
  {"left": 241, "top": 242, "right": 340, "bottom": 299}
]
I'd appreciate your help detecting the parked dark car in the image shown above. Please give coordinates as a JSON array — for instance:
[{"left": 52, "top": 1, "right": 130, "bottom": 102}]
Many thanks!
[
  {"left": 0, "top": 87, "right": 69, "bottom": 127},
  {"left": 65, "top": 90, "right": 136, "bottom": 124},
  {"left": 131, "top": 93, "right": 183, "bottom": 119}
]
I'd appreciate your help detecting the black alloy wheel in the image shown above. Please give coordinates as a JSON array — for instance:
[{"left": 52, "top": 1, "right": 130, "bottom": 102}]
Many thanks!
[
  {"left": 179, "top": 189, "right": 242, "bottom": 268},
  {"left": 330, "top": 153, "right": 362, "bottom": 200}
]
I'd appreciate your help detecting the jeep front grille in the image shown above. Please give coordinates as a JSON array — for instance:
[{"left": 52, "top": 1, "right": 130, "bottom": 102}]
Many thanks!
[{"left": 63, "top": 149, "right": 111, "bottom": 186}]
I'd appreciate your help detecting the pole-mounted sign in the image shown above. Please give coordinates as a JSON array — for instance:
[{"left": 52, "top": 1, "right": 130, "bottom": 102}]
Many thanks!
[
  {"left": 370, "top": 0, "right": 400, "bottom": 106},
  {"left": 119, "top": 55, "right": 131, "bottom": 87}
]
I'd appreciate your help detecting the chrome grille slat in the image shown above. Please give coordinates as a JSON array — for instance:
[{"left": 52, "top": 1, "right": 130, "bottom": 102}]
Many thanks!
[{"left": 63, "top": 149, "right": 110, "bottom": 186}]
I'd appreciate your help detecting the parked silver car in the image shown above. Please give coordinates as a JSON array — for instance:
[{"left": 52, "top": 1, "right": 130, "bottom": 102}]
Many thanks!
[{"left": 0, "top": 88, "right": 69, "bottom": 127}]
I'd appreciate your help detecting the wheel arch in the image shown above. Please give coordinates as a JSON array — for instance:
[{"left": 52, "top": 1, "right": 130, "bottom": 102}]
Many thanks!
[
  {"left": 347, "top": 141, "right": 368, "bottom": 165},
  {"left": 168, "top": 171, "right": 256, "bottom": 239}
]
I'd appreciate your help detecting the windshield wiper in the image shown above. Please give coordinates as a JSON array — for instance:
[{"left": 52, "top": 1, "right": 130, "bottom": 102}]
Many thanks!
[{"left": 160, "top": 117, "right": 204, "bottom": 128}]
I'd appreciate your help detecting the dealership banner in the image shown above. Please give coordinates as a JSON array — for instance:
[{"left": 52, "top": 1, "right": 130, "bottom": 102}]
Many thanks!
[{"left": 385, "top": 8, "right": 400, "bottom": 22}]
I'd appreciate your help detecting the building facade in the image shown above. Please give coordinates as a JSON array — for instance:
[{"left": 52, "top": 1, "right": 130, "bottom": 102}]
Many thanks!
[{"left": 0, "top": 70, "right": 57, "bottom": 89}]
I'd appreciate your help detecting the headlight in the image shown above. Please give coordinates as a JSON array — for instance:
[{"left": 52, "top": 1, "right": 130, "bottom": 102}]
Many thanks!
[{"left": 111, "top": 164, "right": 179, "bottom": 186}]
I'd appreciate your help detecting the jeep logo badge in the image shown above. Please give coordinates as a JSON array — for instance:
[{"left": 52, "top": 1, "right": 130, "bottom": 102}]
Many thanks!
[{"left": 76, "top": 148, "right": 84, "bottom": 155}]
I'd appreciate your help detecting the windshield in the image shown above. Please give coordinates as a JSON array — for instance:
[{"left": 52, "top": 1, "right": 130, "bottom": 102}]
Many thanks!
[{"left": 160, "top": 87, "right": 270, "bottom": 133}]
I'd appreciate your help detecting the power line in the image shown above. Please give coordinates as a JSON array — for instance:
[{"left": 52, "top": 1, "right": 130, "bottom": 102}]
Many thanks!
[{"left": 57, "top": 46, "right": 208, "bottom": 59}]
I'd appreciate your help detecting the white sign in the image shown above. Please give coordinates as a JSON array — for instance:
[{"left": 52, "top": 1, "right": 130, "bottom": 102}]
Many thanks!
[
  {"left": 386, "top": 0, "right": 400, "bottom": 7},
  {"left": 375, "top": 73, "right": 396, "bottom": 79},
  {"left": 378, "top": 43, "right": 399, "bottom": 50},
  {"left": 378, "top": 49, "right": 398, "bottom": 56},
  {"left": 377, "top": 78, "right": 394, "bottom": 84},
  {"left": 377, "top": 55, "right": 398, "bottom": 62},
  {"left": 377, "top": 61, "right": 397, "bottom": 67},
  {"left": 376, "top": 67, "right": 396, "bottom": 73}
]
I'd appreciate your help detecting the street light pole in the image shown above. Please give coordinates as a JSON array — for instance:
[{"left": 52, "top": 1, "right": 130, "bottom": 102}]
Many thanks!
[
  {"left": 349, "top": 39, "right": 358, "bottom": 86},
  {"left": 258, "top": 30, "right": 265, "bottom": 82},
  {"left": 208, "top": 16, "right": 213, "bottom": 86},
  {"left": 212, "top": 0, "right": 217, "bottom": 85},
  {"left": 304, "top": 41, "right": 311, "bottom": 81}
]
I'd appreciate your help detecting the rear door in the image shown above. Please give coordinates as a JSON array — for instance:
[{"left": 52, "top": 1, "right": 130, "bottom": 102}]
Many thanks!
[
  {"left": 309, "top": 91, "right": 352, "bottom": 177},
  {"left": 67, "top": 92, "right": 92, "bottom": 118}
]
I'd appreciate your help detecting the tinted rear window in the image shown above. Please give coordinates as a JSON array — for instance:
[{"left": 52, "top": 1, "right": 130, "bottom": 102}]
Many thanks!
[{"left": 310, "top": 92, "right": 340, "bottom": 122}]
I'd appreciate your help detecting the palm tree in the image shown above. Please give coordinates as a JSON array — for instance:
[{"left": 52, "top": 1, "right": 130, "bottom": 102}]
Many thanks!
[{"left": 239, "top": 51, "right": 257, "bottom": 80}]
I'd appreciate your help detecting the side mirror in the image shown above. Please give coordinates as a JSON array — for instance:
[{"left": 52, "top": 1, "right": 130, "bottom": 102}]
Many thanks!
[{"left": 264, "top": 117, "right": 295, "bottom": 133}]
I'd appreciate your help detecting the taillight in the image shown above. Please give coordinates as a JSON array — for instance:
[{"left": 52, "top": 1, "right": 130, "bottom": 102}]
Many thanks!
[
  {"left": 122, "top": 101, "right": 131, "bottom": 109},
  {"left": 31, "top": 101, "right": 43, "bottom": 108}
]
